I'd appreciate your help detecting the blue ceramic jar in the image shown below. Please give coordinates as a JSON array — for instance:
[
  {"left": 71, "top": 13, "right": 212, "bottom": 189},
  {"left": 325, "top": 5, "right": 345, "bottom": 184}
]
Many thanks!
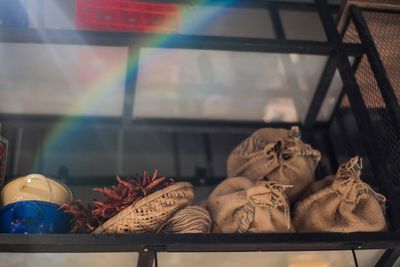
[{"left": 0, "top": 200, "right": 71, "bottom": 234}]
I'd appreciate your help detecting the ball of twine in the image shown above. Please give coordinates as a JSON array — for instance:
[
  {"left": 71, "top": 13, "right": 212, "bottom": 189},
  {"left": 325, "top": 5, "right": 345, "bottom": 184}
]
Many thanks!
[{"left": 159, "top": 206, "right": 211, "bottom": 234}]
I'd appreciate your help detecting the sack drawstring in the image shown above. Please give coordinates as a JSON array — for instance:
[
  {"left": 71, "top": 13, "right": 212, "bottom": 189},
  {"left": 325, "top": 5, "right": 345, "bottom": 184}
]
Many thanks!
[
  {"left": 233, "top": 126, "right": 320, "bottom": 177},
  {"left": 334, "top": 156, "right": 386, "bottom": 204},
  {"left": 235, "top": 182, "right": 292, "bottom": 233},
  {"left": 275, "top": 134, "right": 321, "bottom": 162}
]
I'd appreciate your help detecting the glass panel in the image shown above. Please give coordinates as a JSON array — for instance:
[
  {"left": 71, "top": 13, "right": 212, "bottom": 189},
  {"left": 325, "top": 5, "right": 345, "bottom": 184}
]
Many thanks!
[
  {"left": 316, "top": 57, "right": 355, "bottom": 122},
  {"left": 134, "top": 48, "right": 328, "bottom": 122},
  {"left": 31, "top": 0, "right": 75, "bottom": 29},
  {"left": 26, "top": 130, "right": 178, "bottom": 181},
  {"left": 356, "top": 250, "right": 385, "bottom": 267},
  {"left": 180, "top": 6, "right": 275, "bottom": 38},
  {"left": 0, "top": 253, "right": 138, "bottom": 267},
  {"left": 0, "top": 250, "right": 385, "bottom": 266},
  {"left": 0, "top": 43, "right": 128, "bottom": 116},
  {"left": 279, "top": 9, "right": 326, "bottom": 41},
  {"left": 394, "top": 254, "right": 400, "bottom": 267},
  {"left": 158, "top": 251, "right": 377, "bottom": 267},
  {"left": 40, "top": 127, "right": 120, "bottom": 177},
  {"left": 317, "top": 70, "right": 343, "bottom": 122}
]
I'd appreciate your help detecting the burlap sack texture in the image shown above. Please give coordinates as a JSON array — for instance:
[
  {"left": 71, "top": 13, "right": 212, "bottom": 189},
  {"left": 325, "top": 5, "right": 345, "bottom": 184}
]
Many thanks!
[
  {"left": 227, "top": 126, "right": 321, "bottom": 202},
  {"left": 294, "top": 156, "right": 387, "bottom": 233},
  {"left": 207, "top": 177, "right": 294, "bottom": 233}
]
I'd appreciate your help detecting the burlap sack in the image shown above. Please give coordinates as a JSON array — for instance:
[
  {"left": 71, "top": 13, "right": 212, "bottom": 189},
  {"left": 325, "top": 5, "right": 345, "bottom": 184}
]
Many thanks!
[
  {"left": 294, "top": 156, "right": 387, "bottom": 233},
  {"left": 227, "top": 126, "right": 321, "bottom": 202},
  {"left": 207, "top": 177, "right": 294, "bottom": 233}
]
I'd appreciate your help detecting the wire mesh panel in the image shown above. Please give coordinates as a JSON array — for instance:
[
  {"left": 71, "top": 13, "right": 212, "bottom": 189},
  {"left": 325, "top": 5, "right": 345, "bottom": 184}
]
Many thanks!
[
  {"left": 338, "top": 10, "right": 400, "bottom": 196},
  {"left": 330, "top": 95, "right": 376, "bottom": 187},
  {"left": 361, "top": 11, "right": 400, "bottom": 102}
]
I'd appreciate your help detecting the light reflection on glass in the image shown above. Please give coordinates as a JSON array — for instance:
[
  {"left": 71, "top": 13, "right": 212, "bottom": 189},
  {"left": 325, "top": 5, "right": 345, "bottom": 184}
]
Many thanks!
[{"left": 134, "top": 48, "right": 331, "bottom": 123}]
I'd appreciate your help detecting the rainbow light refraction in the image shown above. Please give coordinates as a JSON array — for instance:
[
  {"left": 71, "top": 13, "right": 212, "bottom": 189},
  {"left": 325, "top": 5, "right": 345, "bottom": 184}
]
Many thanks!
[{"left": 33, "top": 0, "right": 239, "bottom": 172}]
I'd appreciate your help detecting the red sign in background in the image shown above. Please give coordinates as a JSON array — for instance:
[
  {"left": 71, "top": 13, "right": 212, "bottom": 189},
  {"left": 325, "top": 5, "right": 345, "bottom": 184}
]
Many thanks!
[{"left": 75, "top": 0, "right": 180, "bottom": 33}]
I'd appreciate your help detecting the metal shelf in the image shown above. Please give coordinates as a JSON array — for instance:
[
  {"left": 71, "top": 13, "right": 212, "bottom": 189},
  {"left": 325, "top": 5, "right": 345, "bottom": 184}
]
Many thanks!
[
  {"left": 0, "top": 114, "right": 331, "bottom": 135},
  {"left": 0, "top": 29, "right": 364, "bottom": 56},
  {"left": 1, "top": 232, "right": 399, "bottom": 253}
]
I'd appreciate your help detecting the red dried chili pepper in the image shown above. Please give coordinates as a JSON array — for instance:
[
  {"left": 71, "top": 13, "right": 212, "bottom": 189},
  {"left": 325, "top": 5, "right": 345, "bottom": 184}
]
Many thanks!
[{"left": 62, "top": 170, "right": 175, "bottom": 233}]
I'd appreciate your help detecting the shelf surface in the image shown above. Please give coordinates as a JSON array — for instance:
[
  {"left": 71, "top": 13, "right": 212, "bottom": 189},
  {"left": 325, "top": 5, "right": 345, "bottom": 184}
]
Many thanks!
[{"left": 0, "top": 232, "right": 399, "bottom": 253}]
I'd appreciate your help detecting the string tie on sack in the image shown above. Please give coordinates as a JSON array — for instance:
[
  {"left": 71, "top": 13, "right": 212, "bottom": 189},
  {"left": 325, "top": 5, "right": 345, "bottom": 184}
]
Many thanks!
[
  {"left": 334, "top": 156, "right": 386, "bottom": 204},
  {"left": 234, "top": 182, "right": 292, "bottom": 233}
]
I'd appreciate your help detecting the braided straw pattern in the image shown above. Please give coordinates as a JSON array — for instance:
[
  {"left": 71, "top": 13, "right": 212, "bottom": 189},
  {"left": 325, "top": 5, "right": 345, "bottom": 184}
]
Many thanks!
[
  {"left": 158, "top": 206, "right": 211, "bottom": 234},
  {"left": 93, "top": 182, "right": 194, "bottom": 234}
]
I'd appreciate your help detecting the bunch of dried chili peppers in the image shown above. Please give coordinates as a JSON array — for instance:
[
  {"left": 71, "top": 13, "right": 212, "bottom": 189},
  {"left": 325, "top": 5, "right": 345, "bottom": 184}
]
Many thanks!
[{"left": 61, "top": 170, "right": 175, "bottom": 233}]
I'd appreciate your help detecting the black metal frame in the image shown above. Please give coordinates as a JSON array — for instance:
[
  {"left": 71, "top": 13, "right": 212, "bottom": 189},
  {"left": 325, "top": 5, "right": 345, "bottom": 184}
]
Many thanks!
[
  {"left": 1, "top": 0, "right": 400, "bottom": 266},
  {"left": 316, "top": 0, "right": 400, "bottom": 229},
  {"left": 375, "top": 249, "right": 400, "bottom": 267},
  {"left": 1, "top": 233, "right": 400, "bottom": 253},
  {"left": 0, "top": 28, "right": 361, "bottom": 53}
]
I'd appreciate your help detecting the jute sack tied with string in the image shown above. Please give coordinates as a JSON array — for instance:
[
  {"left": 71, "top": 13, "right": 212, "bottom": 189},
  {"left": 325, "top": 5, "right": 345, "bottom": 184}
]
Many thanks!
[
  {"left": 207, "top": 177, "right": 294, "bottom": 233},
  {"left": 227, "top": 126, "right": 321, "bottom": 202},
  {"left": 294, "top": 156, "right": 387, "bottom": 233}
]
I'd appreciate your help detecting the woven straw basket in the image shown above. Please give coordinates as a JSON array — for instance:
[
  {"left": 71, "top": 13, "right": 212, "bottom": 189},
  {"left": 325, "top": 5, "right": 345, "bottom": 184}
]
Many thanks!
[{"left": 93, "top": 182, "right": 194, "bottom": 234}]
